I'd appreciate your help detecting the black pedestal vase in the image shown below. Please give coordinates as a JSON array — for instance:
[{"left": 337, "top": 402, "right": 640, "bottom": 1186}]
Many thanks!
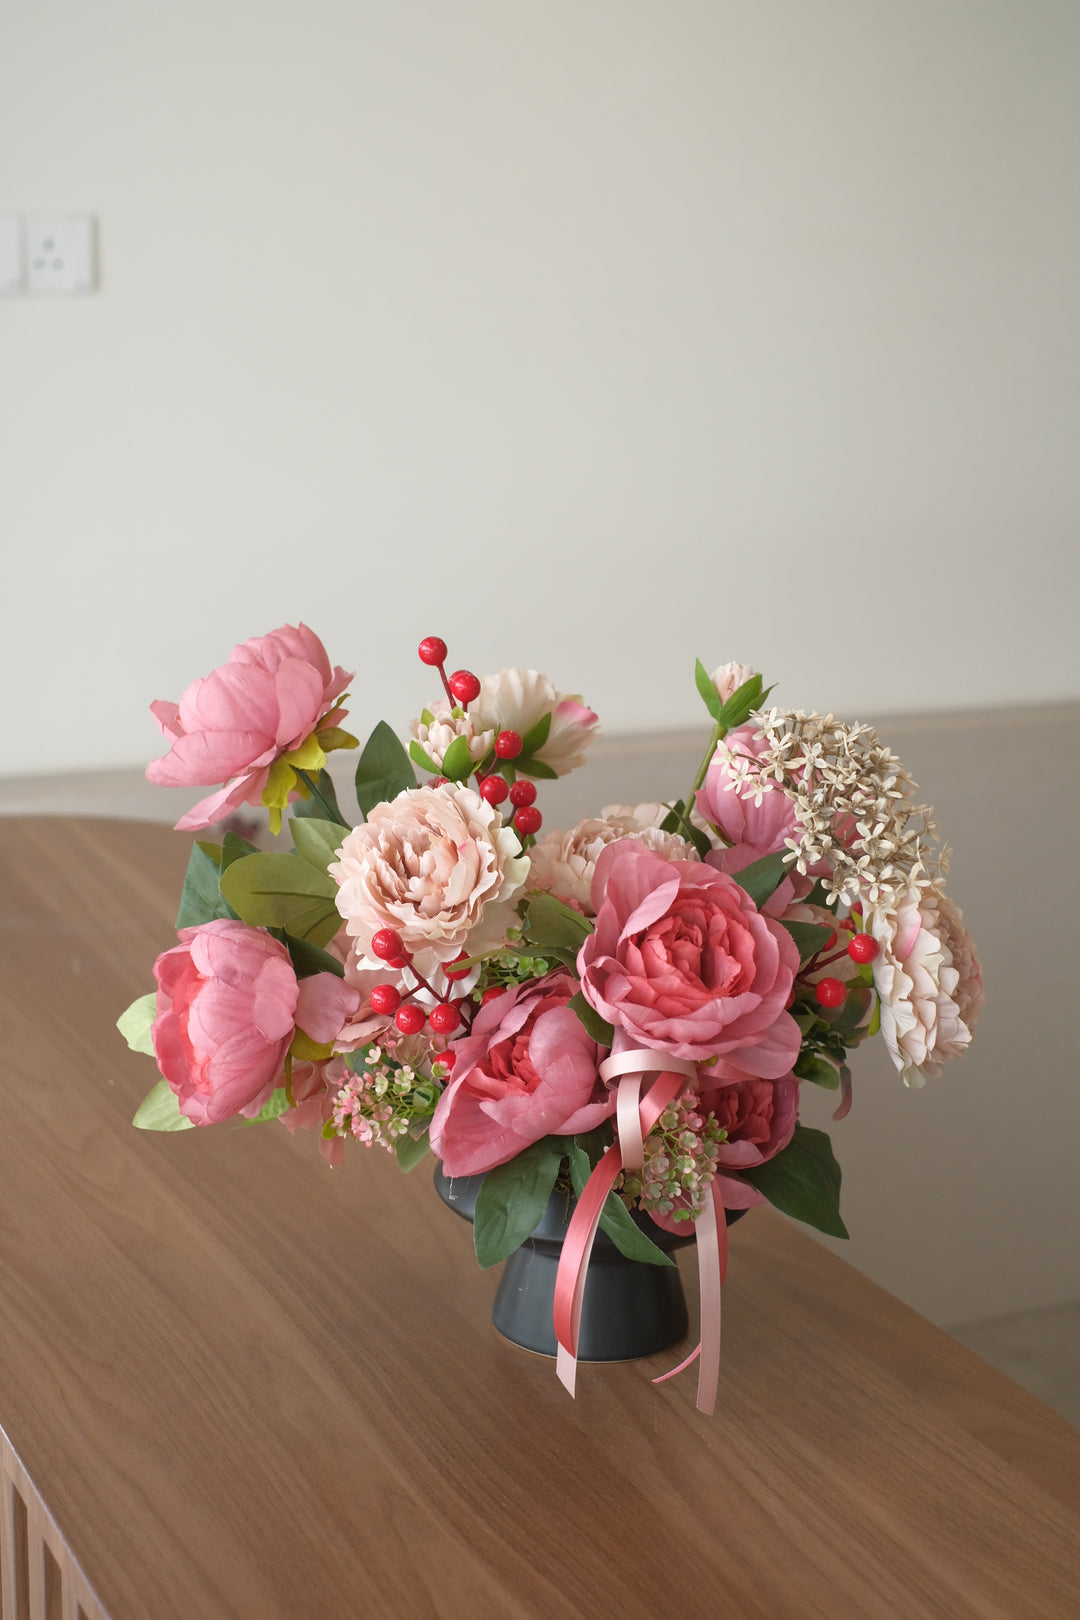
[{"left": 434, "top": 1163, "right": 745, "bottom": 1362}]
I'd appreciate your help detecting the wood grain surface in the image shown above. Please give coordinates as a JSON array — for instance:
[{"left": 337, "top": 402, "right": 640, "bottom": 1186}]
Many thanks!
[{"left": 1, "top": 816, "right": 1078, "bottom": 1620}]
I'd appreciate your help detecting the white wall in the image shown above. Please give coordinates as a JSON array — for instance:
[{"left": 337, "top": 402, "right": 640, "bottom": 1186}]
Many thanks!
[{"left": 3, "top": 0, "right": 1079, "bottom": 776}]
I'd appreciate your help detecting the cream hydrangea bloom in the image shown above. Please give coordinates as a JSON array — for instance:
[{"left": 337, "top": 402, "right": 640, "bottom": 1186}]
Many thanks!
[
  {"left": 867, "top": 887, "right": 985, "bottom": 1087},
  {"left": 409, "top": 703, "right": 494, "bottom": 771},
  {"left": 329, "top": 784, "right": 529, "bottom": 976},
  {"left": 527, "top": 812, "right": 694, "bottom": 914},
  {"left": 471, "top": 668, "right": 599, "bottom": 777}
]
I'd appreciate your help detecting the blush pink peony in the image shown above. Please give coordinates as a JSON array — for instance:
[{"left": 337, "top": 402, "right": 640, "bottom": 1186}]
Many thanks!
[
  {"left": 429, "top": 971, "right": 614, "bottom": 1175},
  {"left": 470, "top": 668, "right": 599, "bottom": 777},
  {"left": 578, "top": 841, "right": 801, "bottom": 1072},
  {"left": 146, "top": 623, "right": 353, "bottom": 832},
  {"left": 526, "top": 814, "right": 694, "bottom": 913},
  {"left": 151, "top": 919, "right": 360, "bottom": 1125},
  {"left": 329, "top": 784, "right": 529, "bottom": 976},
  {"left": 867, "top": 887, "right": 985, "bottom": 1086}
]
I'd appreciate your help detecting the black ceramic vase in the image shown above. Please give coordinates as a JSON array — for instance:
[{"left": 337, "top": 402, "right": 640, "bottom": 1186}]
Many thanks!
[{"left": 434, "top": 1163, "right": 744, "bottom": 1363}]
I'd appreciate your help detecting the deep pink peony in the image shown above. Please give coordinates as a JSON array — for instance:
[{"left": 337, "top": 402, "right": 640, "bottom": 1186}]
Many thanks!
[
  {"left": 650, "top": 1076, "right": 800, "bottom": 1226},
  {"left": 146, "top": 623, "right": 353, "bottom": 832},
  {"left": 151, "top": 919, "right": 360, "bottom": 1125},
  {"left": 429, "top": 971, "right": 614, "bottom": 1176},
  {"left": 577, "top": 841, "right": 801, "bottom": 1073}
]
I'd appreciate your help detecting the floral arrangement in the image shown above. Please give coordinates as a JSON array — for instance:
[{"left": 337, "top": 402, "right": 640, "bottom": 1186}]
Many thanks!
[{"left": 119, "top": 625, "right": 984, "bottom": 1412}]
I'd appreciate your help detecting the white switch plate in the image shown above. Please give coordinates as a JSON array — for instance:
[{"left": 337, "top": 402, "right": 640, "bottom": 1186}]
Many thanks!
[
  {"left": 0, "top": 216, "right": 23, "bottom": 296},
  {"left": 26, "top": 215, "right": 96, "bottom": 294}
]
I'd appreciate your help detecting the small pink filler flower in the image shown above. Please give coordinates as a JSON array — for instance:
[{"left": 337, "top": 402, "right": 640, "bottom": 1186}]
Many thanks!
[{"left": 146, "top": 623, "right": 354, "bottom": 832}]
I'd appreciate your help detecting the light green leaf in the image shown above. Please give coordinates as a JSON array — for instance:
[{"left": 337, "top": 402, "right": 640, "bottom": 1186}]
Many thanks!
[
  {"left": 514, "top": 757, "right": 559, "bottom": 780},
  {"left": 395, "top": 1128, "right": 432, "bottom": 1172},
  {"left": 355, "top": 721, "right": 416, "bottom": 817},
  {"left": 175, "top": 840, "right": 236, "bottom": 929},
  {"left": 866, "top": 994, "right": 881, "bottom": 1038},
  {"left": 290, "top": 817, "right": 346, "bottom": 873},
  {"left": 566, "top": 1143, "right": 675, "bottom": 1267},
  {"left": 716, "top": 672, "right": 766, "bottom": 730},
  {"left": 520, "top": 711, "right": 552, "bottom": 755},
  {"left": 408, "top": 740, "right": 442, "bottom": 776},
  {"left": 472, "top": 1137, "right": 564, "bottom": 1268},
  {"left": 219, "top": 851, "right": 341, "bottom": 948},
  {"left": 781, "top": 919, "right": 835, "bottom": 965},
  {"left": 220, "top": 830, "right": 260, "bottom": 872},
  {"left": 117, "top": 992, "right": 157, "bottom": 1056},
  {"left": 524, "top": 893, "right": 594, "bottom": 954},
  {"left": 694, "top": 658, "right": 723, "bottom": 722},
  {"left": 440, "top": 733, "right": 474, "bottom": 782},
  {"left": 794, "top": 1051, "right": 841, "bottom": 1090},
  {"left": 731, "top": 851, "right": 790, "bottom": 910},
  {"left": 236, "top": 1088, "right": 291, "bottom": 1126},
  {"left": 290, "top": 1028, "right": 334, "bottom": 1062},
  {"left": 567, "top": 991, "right": 615, "bottom": 1048},
  {"left": 741, "top": 1122, "right": 848, "bottom": 1238},
  {"left": 291, "top": 769, "right": 346, "bottom": 826},
  {"left": 133, "top": 1080, "right": 194, "bottom": 1132}
]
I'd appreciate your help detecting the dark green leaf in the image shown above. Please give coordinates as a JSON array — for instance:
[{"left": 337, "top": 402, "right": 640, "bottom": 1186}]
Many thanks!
[
  {"left": 567, "top": 991, "right": 615, "bottom": 1048},
  {"left": 741, "top": 1123, "right": 848, "bottom": 1238},
  {"left": 659, "top": 802, "right": 683, "bottom": 835},
  {"left": 803, "top": 879, "right": 833, "bottom": 909},
  {"left": 219, "top": 852, "right": 341, "bottom": 947},
  {"left": 236, "top": 1088, "right": 291, "bottom": 1126},
  {"left": 794, "top": 1051, "right": 841, "bottom": 1089},
  {"left": 133, "top": 1080, "right": 194, "bottom": 1132},
  {"left": 566, "top": 1143, "right": 675, "bottom": 1267},
  {"left": 395, "top": 1128, "right": 432, "bottom": 1173},
  {"left": 220, "top": 830, "right": 261, "bottom": 871},
  {"left": 355, "top": 721, "right": 416, "bottom": 817},
  {"left": 440, "top": 733, "right": 474, "bottom": 782},
  {"left": 824, "top": 987, "right": 873, "bottom": 1037},
  {"left": 524, "top": 894, "right": 594, "bottom": 954},
  {"left": 292, "top": 769, "right": 346, "bottom": 825},
  {"left": 781, "top": 919, "right": 835, "bottom": 965},
  {"left": 694, "top": 658, "right": 723, "bottom": 722},
  {"left": 175, "top": 840, "right": 236, "bottom": 929},
  {"left": 472, "top": 1138, "right": 564, "bottom": 1268},
  {"left": 279, "top": 931, "right": 346, "bottom": 980},
  {"left": 408, "top": 740, "right": 442, "bottom": 776},
  {"left": 290, "top": 817, "right": 345, "bottom": 873},
  {"left": 514, "top": 756, "right": 559, "bottom": 780},
  {"left": 520, "top": 711, "right": 552, "bottom": 754},
  {"left": 731, "top": 850, "right": 790, "bottom": 910}
]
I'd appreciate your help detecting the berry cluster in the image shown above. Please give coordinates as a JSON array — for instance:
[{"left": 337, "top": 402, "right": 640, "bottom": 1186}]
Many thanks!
[
  {"left": 368, "top": 926, "right": 467, "bottom": 1046},
  {"left": 808, "top": 931, "right": 880, "bottom": 1010}
]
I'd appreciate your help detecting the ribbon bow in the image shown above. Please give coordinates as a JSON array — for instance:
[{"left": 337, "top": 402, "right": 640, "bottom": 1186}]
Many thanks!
[{"left": 552, "top": 1044, "right": 728, "bottom": 1415}]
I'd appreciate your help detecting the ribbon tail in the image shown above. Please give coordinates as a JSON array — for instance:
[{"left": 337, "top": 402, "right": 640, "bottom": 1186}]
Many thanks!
[
  {"left": 694, "top": 1178, "right": 725, "bottom": 1416},
  {"left": 616, "top": 1073, "right": 644, "bottom": 1170},
  {"left": 552, "top": 1144, "right": 624, "bottom": 1396}
]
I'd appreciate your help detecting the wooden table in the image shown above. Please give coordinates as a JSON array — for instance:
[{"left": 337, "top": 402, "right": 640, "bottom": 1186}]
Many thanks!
[{"left": 1, "top": 817, "right": 1078, "bottom": 1620}]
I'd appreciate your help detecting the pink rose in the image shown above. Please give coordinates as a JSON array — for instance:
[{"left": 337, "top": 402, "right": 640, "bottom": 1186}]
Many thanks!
[
  {"left": 146, "top": 623, "right": 353, "bottom": 831},
  {"left": 650, "top": 1077, "right": 799, "bottom": 1227},
  {"left": 578, "top": 842, "right": 801, "bottom": 1073},
  {"left": 151, "top": 919, "right": 360, "bottom": 1125},
  {"left": 429, "top": 972, "right": 614, "bottom": 1175}
]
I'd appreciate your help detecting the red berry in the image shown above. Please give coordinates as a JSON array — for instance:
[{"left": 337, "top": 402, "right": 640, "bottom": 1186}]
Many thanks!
[
  {"left": 448, "top": 669, "right": 481, "bottom": 704},
  {"left": 386, "top": 955, "right": 410, "bottom": 971},
  {"left": 435, "top": 1049, "right": 457, "bottom": 1073},
  {"left": 429, "top": 1002, "right": 461, "bottom": 1035},
  {"left": 443, "top": 953, "right": 471, "bottom": 981},
  {"left": 371, "top": 928, "right": 403, "bottom": 961},
  {"left": 369, "top": 984, "right": 401, "bottom": 1015},
  {"left": 509, "top": 780, "right": 537, "bottom": 807},
  {"left": 848, "top": 933, "right": 879, "bottom": 964},
  {"left": 494, "top": 730, "right": 523, "bottom": 759},
  {"left": 815, "top": 977, "right": 847, "bottom": 1009},
  {"left": 418, "top": 636, "right": 448, "bottom": 666},
  {"left": 482, "top": 986, "right": 507, "bottom": 1005},
  {"left": 395, "top": 1004, "right": 426, "bottom": 1034},
  {"left": 514, "top": 806, "right": 542, "bottom": 836},
  {"left": 478, "top": 774, "right": 509, "bottom": 806},
  {"left": 430, "top": 776, "right": 447, "bottom": 788}
]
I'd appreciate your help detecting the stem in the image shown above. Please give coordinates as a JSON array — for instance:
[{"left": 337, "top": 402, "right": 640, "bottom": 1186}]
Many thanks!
[
  {"left": 797, "top": 943, "right": 852, "bottom": 980},
  {"left": 689, "top": 722, "right": 726, "bottom": 801},
  {"left": 297, "top": 769, "right": 346, "bottom": 827}
]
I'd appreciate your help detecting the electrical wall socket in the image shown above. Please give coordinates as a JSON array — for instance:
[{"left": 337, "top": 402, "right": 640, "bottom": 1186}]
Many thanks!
[
  {"left": 0, "top": 216, "right": 24, "bottom": 296},
  {"left": 25, "top": 215, "right": 96, "bottom": 294}
]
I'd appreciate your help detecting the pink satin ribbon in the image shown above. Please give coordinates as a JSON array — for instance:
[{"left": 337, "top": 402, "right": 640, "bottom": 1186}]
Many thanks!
[{"left": 553, "top": 1048, "right": 728, "bottom": 1415}]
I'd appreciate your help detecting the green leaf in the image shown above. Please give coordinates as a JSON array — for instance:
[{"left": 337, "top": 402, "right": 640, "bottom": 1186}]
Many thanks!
[
  {"left": 781, "top": 919, "right": 835, "bottom": 965},
  {"left": 290, "top": 817, "right": 345, "bottom": 873},
  {"left": 440, "top": 733, "right": 474, "bottom": 782},
  {"left": 731, "top": 850, "right": 790, "bottom": 911},
  {"left": 567, "top": 991, "right": 615, "bottom": 1048},
  {"left": 219, "top": 852, "right": 341, "bottom": 947},
  {"left": 716, "top": 672, "right": 766, "bottom": 731},
  {"left": 520, "top": 711, "right": 552, "bottom": 754},
  {"left": 867, "top": 994, "right": 881, "bottom": 1038},
  {"left": 395, "top": 1128, "right": 432, "bottom": 1172},
  {"left": 524, "top": 893, "right": 594, "bottom": 954},
  {"left": 566, "top": 1143, "right": 675, "bottom": 1267},
  {"left": 824, "top": 986, "right": 873, "bottom": 1038},
  {"left": 117, "top": 991, "right": 157, "bottom": 1055},
  {"left": 279, "top": 931, "right": 346, "bottom": 980},
  {"left": 408, "top": 740, "right": 442, "bottom": 776},
  {"left": 355, "top": 721, "right": 416, "bottom": 817},
  {"left": 514, "top": 756, "right": 559, "bottom": 780},
  {"left": 290, "top": 1027, "right": 334, "bottom": 1062},
  {"left": 236, "top": 1088, "right": 291, "bottom": 1126},
  {"left": 472, "top": 1137, "right": 564, "bottom": 1268},
  {"left": 694, "top": 658, "right": 723, "bottom": 722},
  {"left": 742, "top": 1123, "right": 848, "bottom": 1238},
  {"left": 794, "top": 1051, "right": 841, "bottom": 1089},
  {"left": 292, "top": 769, "right": 346, "bottom": 826},
  {"left": 133, "top": 1080, "right": 194, "bottom": 1132},
  {"left": 175, "top": 840, "right": 236, "bottom": 929}
]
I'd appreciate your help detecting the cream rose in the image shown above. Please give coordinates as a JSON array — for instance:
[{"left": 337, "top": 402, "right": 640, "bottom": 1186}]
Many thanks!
[
  {"left": 527, "top": 813, "right": 694, "bottom": 914},
  {"left": 471, "top": 668, "right": 599, "bottom": 777},
  {"left": 868, "top": 887, "right": 985, "bottom": 1086},
  {"left": 329, "top": 785, "right": 529, "bottom": 974}
]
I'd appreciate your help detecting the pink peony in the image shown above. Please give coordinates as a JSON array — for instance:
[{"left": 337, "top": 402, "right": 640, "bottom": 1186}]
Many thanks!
[
  {"left": 151, "top": 919, "right": 360, "bottom": 1125},
  {"left": 329, "top": 784, "right": 529, "bottom": 976},
  {"left": 470, "top": 668, "right": 599, "bottom": 777},
  {"left": 650, "top": 1076, "right": 800, "bottom": 1226},
  {"left": 429, "top": 971, "right": 614, "bottom": 1175},
  {"left": 526, "top": 814, "right": 694, "bottom": 914},
  {"left": 867, "top": 887, "right": 985, "bottom": 1086},
  {"left": 578, "top": 841, "right": 801, "bottom": 1073},
  {"left": 410, "top": 704, "right": 494, "bottom": 771},
  {"left": 147, "top": 623, "right": 353, "bottom": 832}
]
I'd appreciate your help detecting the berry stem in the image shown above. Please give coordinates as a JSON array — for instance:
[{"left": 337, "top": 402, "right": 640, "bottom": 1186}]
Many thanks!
[
  {"left": 797, "top": 943, "right": 853, "bottom": 980},
  {"left": 435, "top": 662, "right": 454, "bottom": 705}
]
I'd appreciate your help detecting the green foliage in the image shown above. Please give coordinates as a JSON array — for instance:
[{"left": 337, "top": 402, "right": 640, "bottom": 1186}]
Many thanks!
[
  {"left": 440, "top": 733, "right": 475, "bottom": 782},
  {"left": 694, "top": 658, "right": 723, "bottom": 722},
  {"left": 291, "top": 769, "right": 346, "bottom": 826},
  {"left": 175, "top": 840, "right": 236, "bottom": 929},
  {"left": 794, "top": 1051, "right": 841, "bottom": 1090},
  {"left": 132, "top": 1080, "right": 194, "bottom": 1132},
  {"left": 731, "top": 850, "right": 790, "bottom": 910},
  {"left": 219, "top": 852, "right": 341, "bottom": 947},
  {"left": 408, "top": 740, "right": 442, "bottom": 776},
  {"left": 117, "top": 992, "right": 157, "bottom": 1056},
  {"left": 278, "top": 931, "right": 346, "bottom": 980},
  {"left": 715, "top": 672, "right": 768, "bottom": 731},
  {"left": 395, "top": 1128, "right": 432, "bottom": 1172},
  {"left": 236, "top": 1088, "right": 291, "bottom": 1126},
  {"left": 355, "top": 721, "right": 416, "bottom": 817},
  {"left": 512, "top": 756, "right": 559, "bottom": 780},
  {"left": 661, "top": 798, "right": 713, "bottom": 860},
  {"left": 472, "top": 1137, "right": 564, "bottom": 1268},
  {"left": 523, "top": 894, "right": 593, "bottom": 955},
  {"left": 780, "top": 919, "right": 835, "bottom": 965},
  {"left": 565, "top": 1142, "right": 675, "bottom": 1267},
  {"left": 567, "top": 991, "right": 615, "bottom": 1048},
  {"left": 290, "top": 817, "right": 345, "bottom": 872},
  {"left": 520, "top": 712, "right": 552, "bottom": 755},
  {"left": 741, "top": 1123, "right": 848, "bottom": 1238}
]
